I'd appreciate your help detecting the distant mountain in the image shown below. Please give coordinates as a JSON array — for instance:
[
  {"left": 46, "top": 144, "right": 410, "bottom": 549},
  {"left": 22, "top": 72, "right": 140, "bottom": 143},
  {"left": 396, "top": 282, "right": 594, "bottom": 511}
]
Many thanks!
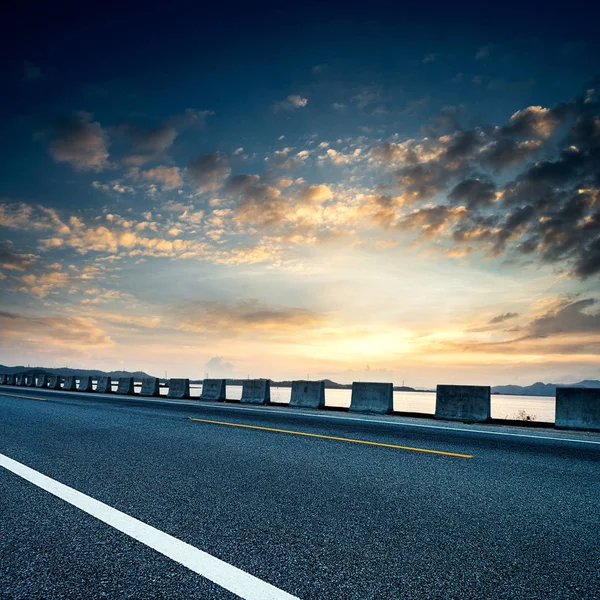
[
  {"left": 492, "top": 380, "right": 600, "bottom": 396},
  {"left": 0, "top": 365, "right": 154, "bottom": 379}
]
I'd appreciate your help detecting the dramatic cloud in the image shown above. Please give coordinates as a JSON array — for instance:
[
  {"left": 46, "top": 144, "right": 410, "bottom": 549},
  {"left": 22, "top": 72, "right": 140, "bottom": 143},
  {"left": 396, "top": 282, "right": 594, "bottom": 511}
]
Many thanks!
[
  {"left": 364, "top": 93, "right": 600, "bottom": 278},
  {"left": 499, "top": 105, "right": 568, "bottom": 139},
  {"left": 526, "top": 298, "right": 600, "bottom": 337},
  {"left": 447, "top": 178, "right": 496, "bottom": 210},
  {"left": 479, "top": 139, "right": 543, "bottom": 173},
  {"left": 186, "top": 153, "right": 231, "bottom": 192},
  {"left": 40, "top": 112, "right": 110, "bottom": 171},
  {"left": 273, "top": 94, "right": 308, "bottom": 112}
]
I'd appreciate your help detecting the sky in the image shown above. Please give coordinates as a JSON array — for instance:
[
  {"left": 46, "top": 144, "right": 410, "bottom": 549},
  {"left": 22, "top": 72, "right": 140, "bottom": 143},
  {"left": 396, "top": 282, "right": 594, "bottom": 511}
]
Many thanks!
[{"left": 1, "top": 1, "right": 600, "bottom": 387}]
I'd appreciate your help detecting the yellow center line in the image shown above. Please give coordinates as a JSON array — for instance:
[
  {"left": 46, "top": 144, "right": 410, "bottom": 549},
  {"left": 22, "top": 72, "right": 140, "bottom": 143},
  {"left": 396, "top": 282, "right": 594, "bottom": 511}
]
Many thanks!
[
  {"left": 0, "top": 392, "right": 46, "bottom": 401},
  {"left": 188, "top": 417, "right": 473, "bottom": 459}
]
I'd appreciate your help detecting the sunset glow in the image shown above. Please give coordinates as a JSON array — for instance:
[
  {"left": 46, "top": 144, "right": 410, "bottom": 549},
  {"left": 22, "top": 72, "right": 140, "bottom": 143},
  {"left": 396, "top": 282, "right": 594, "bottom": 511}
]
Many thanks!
[{"left": 1, "top": 3, "right": 599, "bottom": 387}]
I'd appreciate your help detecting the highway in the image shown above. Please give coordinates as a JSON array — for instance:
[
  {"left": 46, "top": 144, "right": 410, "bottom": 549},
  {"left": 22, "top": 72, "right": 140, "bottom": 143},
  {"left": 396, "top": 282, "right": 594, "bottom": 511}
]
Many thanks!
[{"left": 1, "top": 386, "right": 599, "bottom": 599}]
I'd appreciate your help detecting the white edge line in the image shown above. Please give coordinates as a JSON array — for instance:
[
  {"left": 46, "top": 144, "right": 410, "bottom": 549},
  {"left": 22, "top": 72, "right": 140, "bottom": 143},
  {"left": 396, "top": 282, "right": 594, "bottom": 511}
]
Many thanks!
[
  {"left": 2, "top": 385, "right": 599, "bottom": 446},
  {"left": 0, "top": 453, "right": 299, "bottom": 600}
]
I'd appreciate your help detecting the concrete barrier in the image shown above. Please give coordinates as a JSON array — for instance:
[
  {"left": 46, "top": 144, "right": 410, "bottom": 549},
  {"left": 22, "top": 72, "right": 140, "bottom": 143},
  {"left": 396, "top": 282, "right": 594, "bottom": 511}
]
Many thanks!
[
  {"left": 140, "top": 377, "right": 160, "bottom": 397},
  {"left": 25, "top": 374, "right": 35, "bottom": 387},
  {"left": 48, "top": 375, "right": 61, "bottom": 389},
  {"left": 167, "top": 378, "right": 190, "bottom": 399},
  {"left": 350, "top": 382, "right": 393, "bottom": 414},
  {"left": 15, "top": 374, "right": 25, "bottom": 386},
  {"left": 78, "top": 376, "right": 93, "bottom": 392},
  {"left": 241, "top": 379, "right": 271, "bottom": 404},
  {"left": 116, "top": 377, "right": 135, "bottom": 395},
  {"left": 290, "top": 380, "right": 325, "bottom": 408},
  {"left": 36, "top": 375, "right": 48, "bottom": 388},
  {"left": 0, "top": 374, "right": 5, "bottom": 385},
  {"left": 96, "top": 376, "right": 112, "bottom": 393},
  {"left": 435, "top": 384, "right": 491, "bottom": 422},
  {"left": 63, "top": 376, "right": 77, "bottom": 391},
  {"left": 200, "top": 379, "right": 226, "bottom": 401},
  {"left": 5, "top": 374, "right": 15, "bottom": 385},
  {"left": 555, "top": 387, "right": 600, "bottom": 431}
]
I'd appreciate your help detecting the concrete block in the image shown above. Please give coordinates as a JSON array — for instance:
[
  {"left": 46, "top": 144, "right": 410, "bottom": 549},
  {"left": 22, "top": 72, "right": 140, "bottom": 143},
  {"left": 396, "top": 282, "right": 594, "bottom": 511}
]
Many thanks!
[
  {"left": 350, "top": 382, "right": 393, "bottom": 414},
  {"left": 63, "top": 376, "right": 77, "bottom": 391},
  {"left": 0, "top": 374, "right": 5, "bottom": 385},
  {"left": 48, "top": 375, "right": 61, "bottom": 389},
  {"left": 25, "top": 375, "right": 35, "bottom": 387},
  {"left": 290, "top": 380, "right": 325, "bottom": 408},
  {"left": 36, "top": 375, "right": 48, "bottom": 388},
  {"left": 555, "top": 387, "right": 600, "bottom": 432},
  {"left": 435, "top": 384, "right": 491, "bottom": 422},
  {"left": 96, "top": 376, "right": 112, "bottom": 393},
  {"left": 5, "top": 374, "right": 15, "bottom": 385},
  {"left": 78, "top": 376, "right": 93, "bottom": 392},
  {"left": 116, "top": 377, "right": 135, "bottom": 395},
  {"left": 15, "top": 374, "right": 25, "bottom": 386},
  {"left": 140, "top": 377, "right": 160, "bottom": 397},
  {"left": 200, "top": 379, "right": 226, "bottom": 401},
  {"left": 241, "top": 379, "right": 271, "bottom": 404},
  {"left": 167, "top": 378, "right": 190, "bottom": 399}
]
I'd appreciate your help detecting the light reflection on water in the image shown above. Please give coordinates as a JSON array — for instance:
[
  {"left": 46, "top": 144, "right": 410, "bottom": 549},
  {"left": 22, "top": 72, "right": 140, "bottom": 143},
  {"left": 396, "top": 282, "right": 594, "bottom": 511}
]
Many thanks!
[{"left": 122, "top": 383, "right": 555, "bottom": 423}]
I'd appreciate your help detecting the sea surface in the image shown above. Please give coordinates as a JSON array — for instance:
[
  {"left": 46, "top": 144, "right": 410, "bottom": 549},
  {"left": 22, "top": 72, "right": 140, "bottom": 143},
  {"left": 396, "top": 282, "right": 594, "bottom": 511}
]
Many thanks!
[{"left": 125, "top": 383, "right": 556, "bottom": 423}]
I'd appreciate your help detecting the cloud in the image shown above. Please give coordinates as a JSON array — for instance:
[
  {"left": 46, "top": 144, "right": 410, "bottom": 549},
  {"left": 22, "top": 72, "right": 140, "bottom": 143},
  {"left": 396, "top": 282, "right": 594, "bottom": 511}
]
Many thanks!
[
  {"left": 19, "top": 270, "right": 71, "bottom": 298},
  {"left": 363, "top": 90, "right": 600, "bottom": 279},
  {"left": 298, "top": 184, "right": 333, "bottom": 204},
  {"left": 186, "top": 153, "right": 231, "bottom": 192},
  {"left": 140, "top": 166, "right": 183, "bottom": 190},
  {"left": 459, "top": 297, "right": 600, "bottom": 356},
  {"left": 447, "top": 178, "right": 496, "bottom": 210},
  {"left": 265, "top": 147, "right": 299, "bottom": 170},
  {"left": 0, "top": 311, "right": 113, "bottom": 349},
  {"left": 479, "top": 139, "right": 543, "bottom": 173},
  {"left": 489, "top": 312, "right": 519, "bottom": 324},
  {"left": 500, "top": 105, "right": 568, "bottom": 139},
  {"left": 525, "top": 298, "right": 600, "bottom": 337},
  {"left": 119, "top": 109, "right": 214, "bottom": 165},
  {"left": 176, "top": 299, "right": 325, "bottom": 334},
  {"left": 204, "top": 356, "right": 234, "bottom": 377},
  {"left": 40, "top": 111, "right": 110, "bottom": 171},
  {"left": 228, "top": 175, "right": 286, "bottom": 228},
  {"left": 273, "top": 94, "right": 308, "bottom": 112},
  {"left": 0, "top": 244, "right": 37, "bottom": 271}
]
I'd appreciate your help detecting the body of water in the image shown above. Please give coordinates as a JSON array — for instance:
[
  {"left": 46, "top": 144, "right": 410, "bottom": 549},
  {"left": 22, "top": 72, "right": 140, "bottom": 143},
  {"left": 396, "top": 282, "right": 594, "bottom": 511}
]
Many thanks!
[{"left": 120, "top": 383, "right": 555, "bottom": 423}]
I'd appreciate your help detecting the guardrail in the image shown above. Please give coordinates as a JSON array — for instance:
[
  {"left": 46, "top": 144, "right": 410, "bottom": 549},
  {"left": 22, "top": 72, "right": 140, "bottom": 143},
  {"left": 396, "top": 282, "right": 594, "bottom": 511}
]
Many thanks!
[{"left": 0, "top": 374, "right": 598, "bottom": 433}]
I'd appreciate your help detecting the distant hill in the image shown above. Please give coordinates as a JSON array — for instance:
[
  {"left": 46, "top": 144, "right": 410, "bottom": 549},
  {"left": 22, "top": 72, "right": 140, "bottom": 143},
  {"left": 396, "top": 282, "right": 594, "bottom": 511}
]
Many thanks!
[
  {"left": 2, "top": 364, "right": 597, "bottom": 395},
  {"left": 492, "top": 380, "right": 600, "bottom": 396},
  {"left": 0, "top": 365, "right": 154, "bottom": 379}
]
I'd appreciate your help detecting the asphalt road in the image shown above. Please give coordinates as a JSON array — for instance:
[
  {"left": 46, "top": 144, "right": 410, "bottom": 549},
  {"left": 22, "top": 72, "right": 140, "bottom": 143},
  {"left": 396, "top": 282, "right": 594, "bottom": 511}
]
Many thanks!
[{"left": 1, "top": 385, "right": 599, "bottom": 599}]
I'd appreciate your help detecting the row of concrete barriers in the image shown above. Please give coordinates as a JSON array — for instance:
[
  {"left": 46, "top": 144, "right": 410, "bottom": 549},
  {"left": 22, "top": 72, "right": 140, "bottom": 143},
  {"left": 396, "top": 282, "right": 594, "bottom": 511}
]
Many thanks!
[{"left": 0, "top": 374, "right": 598, "bottom": 432}]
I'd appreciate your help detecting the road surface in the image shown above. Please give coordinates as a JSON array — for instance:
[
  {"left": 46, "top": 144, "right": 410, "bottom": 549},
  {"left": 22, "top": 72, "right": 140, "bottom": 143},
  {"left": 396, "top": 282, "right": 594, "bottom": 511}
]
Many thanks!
[{"left": 1, "top": 385, "right": 599, "bottom": 599}]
